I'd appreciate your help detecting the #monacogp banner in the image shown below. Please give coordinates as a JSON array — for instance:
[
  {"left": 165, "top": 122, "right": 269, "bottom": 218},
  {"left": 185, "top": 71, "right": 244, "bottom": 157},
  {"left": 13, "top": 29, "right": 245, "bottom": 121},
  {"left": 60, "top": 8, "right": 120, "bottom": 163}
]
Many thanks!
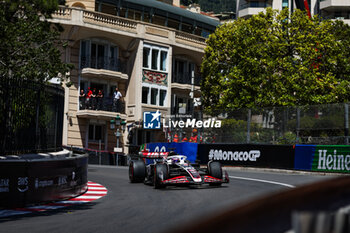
[{"left": 197, "top": 144, "right": 295, "bottom": 169}]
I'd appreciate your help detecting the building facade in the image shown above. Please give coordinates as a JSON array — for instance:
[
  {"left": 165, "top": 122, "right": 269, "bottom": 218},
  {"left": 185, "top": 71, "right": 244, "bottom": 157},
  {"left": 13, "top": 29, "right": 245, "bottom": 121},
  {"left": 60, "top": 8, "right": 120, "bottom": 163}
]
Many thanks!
[
  {"left": 51, "top": 0, "right": 219, "bottom": 154},
  {"left": 236, "top": 0, "right": 350, "bottom": 24}
]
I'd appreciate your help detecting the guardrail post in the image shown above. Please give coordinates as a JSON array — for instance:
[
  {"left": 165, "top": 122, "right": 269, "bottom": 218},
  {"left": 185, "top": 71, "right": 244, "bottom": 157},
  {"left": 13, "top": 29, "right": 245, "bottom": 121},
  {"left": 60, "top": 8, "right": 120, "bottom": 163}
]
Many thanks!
[
  {"left": 296, "top": 107, "right": 300, "bottom": 144},
  {"left": 247, "top": 109, "right": 251, "bottom": 143},
  {"left": 344, "top": 103, "right": 349, "bottom": 145}
]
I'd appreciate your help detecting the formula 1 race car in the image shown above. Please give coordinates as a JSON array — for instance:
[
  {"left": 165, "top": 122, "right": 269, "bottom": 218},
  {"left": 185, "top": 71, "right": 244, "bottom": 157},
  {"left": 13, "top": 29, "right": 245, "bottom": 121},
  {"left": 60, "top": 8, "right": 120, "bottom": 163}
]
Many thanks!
[{"left": 129, "top": 152, "right": 229, "bottom": 188}]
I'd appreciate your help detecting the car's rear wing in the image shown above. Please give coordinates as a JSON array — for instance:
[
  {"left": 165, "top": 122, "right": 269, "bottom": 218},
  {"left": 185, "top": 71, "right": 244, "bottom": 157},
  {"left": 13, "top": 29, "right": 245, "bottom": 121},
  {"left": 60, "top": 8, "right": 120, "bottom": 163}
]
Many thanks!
[{"left": 138, "top": 152, "right": 169, "bottom": 159}]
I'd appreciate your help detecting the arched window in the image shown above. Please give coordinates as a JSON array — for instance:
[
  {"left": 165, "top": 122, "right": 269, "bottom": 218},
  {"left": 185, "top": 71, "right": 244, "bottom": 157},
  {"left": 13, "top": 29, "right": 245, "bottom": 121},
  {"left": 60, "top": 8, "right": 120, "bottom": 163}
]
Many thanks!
[{"left": 72, "top": 2, "right": 86, "bottom": 9}]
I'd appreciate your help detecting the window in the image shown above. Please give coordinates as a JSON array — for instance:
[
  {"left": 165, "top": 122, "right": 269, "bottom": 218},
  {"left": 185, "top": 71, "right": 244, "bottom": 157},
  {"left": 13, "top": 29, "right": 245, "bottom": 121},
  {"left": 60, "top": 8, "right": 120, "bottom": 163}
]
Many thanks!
[
  {"left": 142, "top": 87, "right": 149, "bottom": 104},
  {"left": 80, "top": 39, "right": 119, "bottom": 71},
  {"left": 282, "top": 0, "right": 288, "bottom": 9},
  {"left": 142, "top": 85, "right": 167, "bottom": 106},
  {"left": 151, "top": 88, "right": 158, "bottom": 105},
  {"left": 151, "top": 49, "right": 159, "bottom": 70},
  {"left": 160, "top": 51, "right": 167, "bottom": 71},
  {"left": 88, "top": 124, "right": 105, "bottom": 142},
  {"left": 159, "top": 90, "right": 166, "bottom": 106},
  {"left": 143, "top": 47, "right": 150, "bottom": 68},
  {"left": 143, "top": 44, "right": 168, "bottom": 72}
]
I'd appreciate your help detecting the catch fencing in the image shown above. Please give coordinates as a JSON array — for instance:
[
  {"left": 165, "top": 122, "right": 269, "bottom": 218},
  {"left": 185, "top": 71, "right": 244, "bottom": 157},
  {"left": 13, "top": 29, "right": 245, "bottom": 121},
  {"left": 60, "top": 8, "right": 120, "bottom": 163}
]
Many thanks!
[
  {"left": 0, "top": 77, "right": 64, "bottom": 155},
  {"left": 190, "top": 104, "right": 350, "bottom": 145}
]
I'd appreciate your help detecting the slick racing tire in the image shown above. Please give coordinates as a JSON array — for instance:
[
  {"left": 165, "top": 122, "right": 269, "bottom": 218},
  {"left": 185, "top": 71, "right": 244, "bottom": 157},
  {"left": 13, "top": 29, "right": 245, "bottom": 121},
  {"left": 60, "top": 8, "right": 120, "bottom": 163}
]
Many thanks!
[
  {"left": 129, "top": 160, "right": 146, "bottom": 183},
  {"left": 154, "top": 164, "right": 169, "bottom": 189},
  {"left": 208, "top": 161, "right": 222, "bottom": 186}
]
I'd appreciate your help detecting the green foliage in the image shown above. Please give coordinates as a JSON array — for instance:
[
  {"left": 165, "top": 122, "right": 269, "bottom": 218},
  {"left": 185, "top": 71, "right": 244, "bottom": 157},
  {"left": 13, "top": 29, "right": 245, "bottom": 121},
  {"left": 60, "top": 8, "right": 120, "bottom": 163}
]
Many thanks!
[
  {"left": 201, "top": 8, "right": 350, "bottom": 114},
  {"left": 0, "top": 0, "right": 72, "bottom": 82}
]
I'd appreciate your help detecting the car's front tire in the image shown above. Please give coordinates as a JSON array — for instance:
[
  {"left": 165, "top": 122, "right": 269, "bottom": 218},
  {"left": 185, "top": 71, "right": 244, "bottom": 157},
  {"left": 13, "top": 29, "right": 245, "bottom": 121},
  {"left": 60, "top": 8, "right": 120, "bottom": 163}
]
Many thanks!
[
  {"left": 154, "top": 163, "right": 168, "bottom": 189},
  {"left": 208, "top": 161, "right": 222, "bottom": 186},
  {"left": 129, "top": 160, "right": 146, "bottom": 183}
]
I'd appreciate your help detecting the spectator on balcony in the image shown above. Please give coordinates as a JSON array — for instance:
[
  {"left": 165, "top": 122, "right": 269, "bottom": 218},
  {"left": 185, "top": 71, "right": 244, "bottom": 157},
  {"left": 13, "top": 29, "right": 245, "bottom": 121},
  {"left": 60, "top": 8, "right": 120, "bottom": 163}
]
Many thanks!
[
  {"left": 79, "top": 89, "right": 86, "bottom": 110},
  {"left": 113, "top": 87, "right": 122, "bottom": 112},
  {"left": 91, "top": 88, "right": 97, "bottom": 110},
  {"left": 97, "top": 89, "right": 104, "bottom": 110},
  {"left": 86, "top": 87, "right": 93, "bottom": 109}
]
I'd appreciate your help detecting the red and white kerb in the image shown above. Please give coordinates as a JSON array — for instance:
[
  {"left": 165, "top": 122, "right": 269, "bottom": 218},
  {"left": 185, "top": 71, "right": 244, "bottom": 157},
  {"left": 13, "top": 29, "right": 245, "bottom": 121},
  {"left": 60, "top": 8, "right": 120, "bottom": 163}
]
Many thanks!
[{"left": 0, "top": 181, "right": 108, "bottom": 218}]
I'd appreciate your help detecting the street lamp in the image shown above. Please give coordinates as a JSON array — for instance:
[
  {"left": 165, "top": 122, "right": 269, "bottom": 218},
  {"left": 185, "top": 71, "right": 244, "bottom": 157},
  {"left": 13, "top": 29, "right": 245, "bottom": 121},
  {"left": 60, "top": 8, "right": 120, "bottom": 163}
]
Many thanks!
[{"left": 110, "top": 115, "right": 126, "bottom": 166}]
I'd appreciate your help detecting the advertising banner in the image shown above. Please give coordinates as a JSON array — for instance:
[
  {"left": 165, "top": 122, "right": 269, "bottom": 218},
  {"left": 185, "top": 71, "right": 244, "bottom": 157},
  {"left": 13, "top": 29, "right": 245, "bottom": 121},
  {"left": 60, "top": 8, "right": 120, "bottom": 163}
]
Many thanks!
[
  {"left": 144, "top": 142, "right": 198, "bottom": 163},
  {"left": 197, "top": 144, "right": 295, "bottom": 169},
  {"left": 312, "top": 145, "right": 350, "bottom": 173},
  {"left": 294, "top": 145, "right": 315, "bottom": 171}
]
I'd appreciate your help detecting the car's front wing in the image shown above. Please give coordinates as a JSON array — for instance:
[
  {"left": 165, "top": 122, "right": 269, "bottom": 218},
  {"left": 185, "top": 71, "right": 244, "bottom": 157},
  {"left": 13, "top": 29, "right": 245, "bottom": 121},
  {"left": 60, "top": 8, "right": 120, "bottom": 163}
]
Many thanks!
[{"left": 161, "top": 171, "right": 229, "bottom": 185}]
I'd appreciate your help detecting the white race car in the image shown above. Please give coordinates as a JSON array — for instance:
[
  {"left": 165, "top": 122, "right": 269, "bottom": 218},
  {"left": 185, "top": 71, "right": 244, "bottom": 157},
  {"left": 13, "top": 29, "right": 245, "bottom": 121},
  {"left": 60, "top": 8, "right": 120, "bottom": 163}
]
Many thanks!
[{"left": 129, "top": 152, "right": 229, "bottom": 189}]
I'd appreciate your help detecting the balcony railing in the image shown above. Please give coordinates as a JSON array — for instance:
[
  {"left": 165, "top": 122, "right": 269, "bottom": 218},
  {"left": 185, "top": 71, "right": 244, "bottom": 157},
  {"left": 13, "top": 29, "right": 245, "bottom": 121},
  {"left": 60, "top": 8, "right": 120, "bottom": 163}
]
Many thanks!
[
  {"left": 80, "top": 56, "right": 126, "bottom": 73},
  {"left": 53, "top": 6, "right": 208, "bottom": 48},
  {"left": 240, "top": 2, "right": 272, "bottom": 10},
  {"left": 172, "top": 73, "right": 202, "bottom": 86},
  {"left": 79, "top": 96, "right": 125, "bottom": 114}
]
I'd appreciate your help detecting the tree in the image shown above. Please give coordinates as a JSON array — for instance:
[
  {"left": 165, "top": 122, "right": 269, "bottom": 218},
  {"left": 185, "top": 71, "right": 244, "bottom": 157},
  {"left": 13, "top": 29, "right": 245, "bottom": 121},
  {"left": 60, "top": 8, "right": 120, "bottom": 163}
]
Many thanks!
[
  {"left": 201, "top": 8, "right": 350, "bottom": 114},
  {"left": 0, "top": 0, "right": 71, "bottom": 82}
]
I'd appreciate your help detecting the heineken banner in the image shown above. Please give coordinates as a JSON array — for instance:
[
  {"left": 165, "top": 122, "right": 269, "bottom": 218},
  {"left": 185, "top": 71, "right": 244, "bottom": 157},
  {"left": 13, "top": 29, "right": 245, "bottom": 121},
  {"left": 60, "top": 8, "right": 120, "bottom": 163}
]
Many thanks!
[{"left": 295, "top": 145, "right": 350, "bottom": 173}]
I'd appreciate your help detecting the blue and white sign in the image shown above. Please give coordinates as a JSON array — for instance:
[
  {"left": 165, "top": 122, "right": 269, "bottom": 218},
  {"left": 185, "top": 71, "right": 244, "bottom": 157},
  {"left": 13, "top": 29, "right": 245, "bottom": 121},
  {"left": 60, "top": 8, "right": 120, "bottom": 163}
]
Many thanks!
[{"left": 143, "top": 110, "right": 161, "bottom": 129}]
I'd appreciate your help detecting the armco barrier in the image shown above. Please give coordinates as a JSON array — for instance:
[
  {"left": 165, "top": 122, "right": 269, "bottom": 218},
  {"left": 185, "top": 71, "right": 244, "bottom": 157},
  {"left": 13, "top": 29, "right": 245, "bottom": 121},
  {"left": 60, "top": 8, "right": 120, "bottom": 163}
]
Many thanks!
[
  {"left": 295, "top": 145, "right": 350, "bottom": 173},
  {"left": 197, "top": 144, "right": 295, "bottom": 169},
  {"left": 0, "top": 151, "right": 88, "bottom": 207}
]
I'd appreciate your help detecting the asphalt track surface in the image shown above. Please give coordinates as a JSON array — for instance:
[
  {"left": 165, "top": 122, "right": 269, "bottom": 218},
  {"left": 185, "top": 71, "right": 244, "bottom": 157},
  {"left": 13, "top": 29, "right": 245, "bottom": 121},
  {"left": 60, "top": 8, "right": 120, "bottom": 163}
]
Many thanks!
[{"left": 0, "top": 165, "right": 337, "bottom": 233}]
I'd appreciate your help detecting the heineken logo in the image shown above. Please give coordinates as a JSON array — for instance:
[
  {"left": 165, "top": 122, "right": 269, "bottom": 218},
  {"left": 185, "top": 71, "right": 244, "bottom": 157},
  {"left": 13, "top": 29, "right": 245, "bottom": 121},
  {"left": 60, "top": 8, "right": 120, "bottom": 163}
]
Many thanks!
[{"left": 315, "top": 149, "right": 350, "bottom": 172}]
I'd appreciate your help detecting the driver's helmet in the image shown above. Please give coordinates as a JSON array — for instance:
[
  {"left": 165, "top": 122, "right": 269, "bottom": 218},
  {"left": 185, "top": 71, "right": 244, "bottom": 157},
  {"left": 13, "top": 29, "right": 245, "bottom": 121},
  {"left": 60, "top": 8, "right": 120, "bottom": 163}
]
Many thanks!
[{"left": 171, "top": 157, "right": 180, "bottom": 164}]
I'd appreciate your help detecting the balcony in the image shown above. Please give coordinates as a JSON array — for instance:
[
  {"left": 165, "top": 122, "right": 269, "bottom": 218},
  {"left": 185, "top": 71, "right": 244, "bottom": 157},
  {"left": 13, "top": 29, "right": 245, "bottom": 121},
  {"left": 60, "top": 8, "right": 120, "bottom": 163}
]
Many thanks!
[
  {"left": 80, "top": 56, "right": 128, "bottom": 81},
  {"left": 172, "top": 73, "right": 202, "bottom": 86},
  {"left": 238, "top": 2, "right": 271, "bottom": 19},
  {"left": 320, "top": 0, "right": 350, "bottom": 10},
  {"left": 77, "top": 96, "right": 126, "bottom": 120},
  {"left": 52, "top": 6, "right": 207, "bottom": 51}
]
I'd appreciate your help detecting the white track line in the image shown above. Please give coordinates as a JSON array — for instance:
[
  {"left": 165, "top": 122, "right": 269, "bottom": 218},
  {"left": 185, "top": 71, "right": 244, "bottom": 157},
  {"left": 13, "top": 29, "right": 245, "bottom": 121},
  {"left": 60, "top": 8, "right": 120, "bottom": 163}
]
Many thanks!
[{"left": 229, "top": 176, "right": 295, "bottom": 188}]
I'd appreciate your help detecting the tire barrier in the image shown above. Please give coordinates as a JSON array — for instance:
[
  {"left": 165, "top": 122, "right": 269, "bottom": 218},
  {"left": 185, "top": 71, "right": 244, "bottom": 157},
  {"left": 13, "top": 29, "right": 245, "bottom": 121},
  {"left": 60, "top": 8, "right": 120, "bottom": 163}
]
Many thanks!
[
  {"left": 0, "top": 151, "right": 88, "bottom": 208},
  {"left": 168, "top": 176, "right": 350, "bottom": 233},
  {"left": 197, "top": 144, "right": 295, "bottom": 169}
]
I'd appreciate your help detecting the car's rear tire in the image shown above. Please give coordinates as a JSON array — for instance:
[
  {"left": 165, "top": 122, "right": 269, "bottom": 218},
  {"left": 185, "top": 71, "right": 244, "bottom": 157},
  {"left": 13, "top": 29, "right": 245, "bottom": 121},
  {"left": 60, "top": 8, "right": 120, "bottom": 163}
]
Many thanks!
[
  {"left": 154, "top": 163, "right": 168, "bottom": 189},
  {"left": 129, "top": 160, "right": 146, "bottom": 183},
  {"left": 208, "top": 161, "right": 222, "bottom": 186}
]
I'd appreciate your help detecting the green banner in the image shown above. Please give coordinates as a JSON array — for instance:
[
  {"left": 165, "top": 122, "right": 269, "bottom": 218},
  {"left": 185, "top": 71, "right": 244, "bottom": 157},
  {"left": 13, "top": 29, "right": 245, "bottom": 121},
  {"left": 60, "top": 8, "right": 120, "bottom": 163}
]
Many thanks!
[{"left": 312, "top": 145, "right": 350, "bottom": 173}]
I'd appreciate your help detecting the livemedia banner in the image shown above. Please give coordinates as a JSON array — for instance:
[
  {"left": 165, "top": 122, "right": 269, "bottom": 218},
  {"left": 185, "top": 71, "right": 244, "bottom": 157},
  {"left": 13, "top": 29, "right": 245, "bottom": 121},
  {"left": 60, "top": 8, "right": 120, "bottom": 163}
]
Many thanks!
[{"left": 197, "top": 144, "right": 295, "bottom": 169}]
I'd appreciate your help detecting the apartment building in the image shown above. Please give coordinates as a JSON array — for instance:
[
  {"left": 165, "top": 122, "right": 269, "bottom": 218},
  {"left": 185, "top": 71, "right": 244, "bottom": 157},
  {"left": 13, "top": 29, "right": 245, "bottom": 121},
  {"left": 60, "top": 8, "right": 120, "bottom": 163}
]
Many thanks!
[
  {"left": 236, "top": 0, "right": 350, "bottom": 24},
  {"left": 51, "top": 0, "right": 219, "bottom": 154}
]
